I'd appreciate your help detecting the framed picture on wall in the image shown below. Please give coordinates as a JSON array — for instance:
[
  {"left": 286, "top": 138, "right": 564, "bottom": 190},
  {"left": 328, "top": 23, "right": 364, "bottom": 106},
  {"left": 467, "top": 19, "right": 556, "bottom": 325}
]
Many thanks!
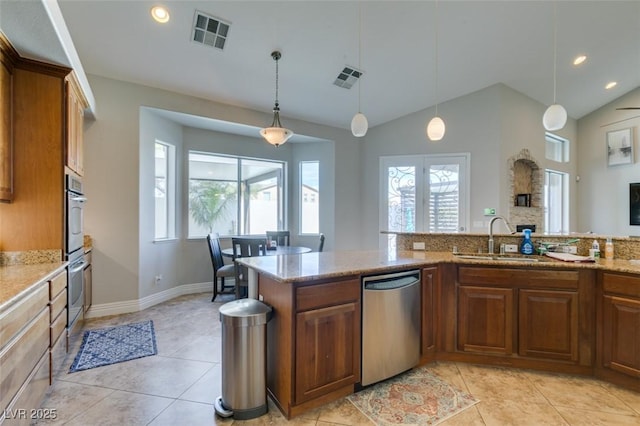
[
  {"left": 606, "top": 127, "right": 634, "bottom": 166},
  {"left": 631, "top": 183, "right": 640, "bottom": 226}
]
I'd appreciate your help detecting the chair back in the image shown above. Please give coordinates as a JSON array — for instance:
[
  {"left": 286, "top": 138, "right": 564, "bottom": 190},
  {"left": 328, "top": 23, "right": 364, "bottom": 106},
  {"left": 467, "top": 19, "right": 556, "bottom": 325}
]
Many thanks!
[
  {"left": 207, "top": 233, "right": 225, "bottom": 272},
  {"left": 266, "top": 230, "right": 290, "bottom": 246},
  {"left": 318, "top": 233, "right": 325, "bottom": 252},
  {"left": 231, "top": 237, "right": 267, "bottom": 298},
  {"left": 231, "top": 237, "right": 267, "bottom": 258}
]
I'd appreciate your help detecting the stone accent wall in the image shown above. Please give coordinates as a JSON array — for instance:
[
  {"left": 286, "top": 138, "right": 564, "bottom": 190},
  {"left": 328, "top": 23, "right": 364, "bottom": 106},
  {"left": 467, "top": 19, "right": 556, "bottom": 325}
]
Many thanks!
[{"left": 508, "top": 149, "right": 543, "bottom": 232}]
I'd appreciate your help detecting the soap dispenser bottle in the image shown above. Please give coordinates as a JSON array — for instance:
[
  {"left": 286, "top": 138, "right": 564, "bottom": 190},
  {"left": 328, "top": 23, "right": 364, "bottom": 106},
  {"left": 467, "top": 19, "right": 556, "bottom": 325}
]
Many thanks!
[
  {"left": 520, "top": 229, "right": 534, "bottom": 255},
  {"left": 605, "top": 237, "right": 614, "bottom": 259}
]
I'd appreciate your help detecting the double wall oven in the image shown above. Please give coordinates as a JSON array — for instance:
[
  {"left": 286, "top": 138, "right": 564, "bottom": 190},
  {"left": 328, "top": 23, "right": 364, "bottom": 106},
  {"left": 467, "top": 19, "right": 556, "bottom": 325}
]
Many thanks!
[{"left": 66, "top": 173, "right": 87, "bottom": 330}]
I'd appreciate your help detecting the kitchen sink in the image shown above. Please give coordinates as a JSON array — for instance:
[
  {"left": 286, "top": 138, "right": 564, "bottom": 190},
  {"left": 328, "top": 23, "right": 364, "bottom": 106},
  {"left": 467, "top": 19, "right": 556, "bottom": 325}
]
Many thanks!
[{"left": 454, "top": 253, "right": 549, "bottom": 262}]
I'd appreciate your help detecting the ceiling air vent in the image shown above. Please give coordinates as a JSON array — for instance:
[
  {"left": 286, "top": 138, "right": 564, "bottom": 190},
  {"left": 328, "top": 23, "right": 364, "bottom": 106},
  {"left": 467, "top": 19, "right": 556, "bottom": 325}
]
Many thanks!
[
  {"left": 192, "top": 11, "right": 231, "bottom": 50},
  {"left": 333, "top": 66, "right": 363, "bottom": 89}
]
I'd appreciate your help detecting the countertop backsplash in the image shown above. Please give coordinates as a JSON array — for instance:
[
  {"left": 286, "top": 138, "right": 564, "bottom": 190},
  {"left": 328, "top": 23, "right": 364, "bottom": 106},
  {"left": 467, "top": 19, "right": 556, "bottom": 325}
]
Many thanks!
[
  {"left": 0, "top": 249, "right": 62, "bottom": 267},
  {"left": 391, "top": 232, "right": 640, "bottom": 260}
]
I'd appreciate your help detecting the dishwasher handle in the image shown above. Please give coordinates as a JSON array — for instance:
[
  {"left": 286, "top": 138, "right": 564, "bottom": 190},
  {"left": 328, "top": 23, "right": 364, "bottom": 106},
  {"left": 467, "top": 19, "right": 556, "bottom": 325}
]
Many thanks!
[{"left": 363, "top": 270, "right": 420, "bottom": 290}]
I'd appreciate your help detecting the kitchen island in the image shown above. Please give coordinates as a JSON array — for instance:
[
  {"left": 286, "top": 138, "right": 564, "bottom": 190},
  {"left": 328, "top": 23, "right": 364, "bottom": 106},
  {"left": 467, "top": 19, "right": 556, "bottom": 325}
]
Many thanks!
[{"left": 238, "top": 249, "right": 640, "bottom": 418}]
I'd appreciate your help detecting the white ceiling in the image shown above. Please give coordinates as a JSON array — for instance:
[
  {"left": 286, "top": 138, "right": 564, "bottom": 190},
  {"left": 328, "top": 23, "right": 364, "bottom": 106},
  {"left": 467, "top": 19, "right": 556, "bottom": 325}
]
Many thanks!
[{"left": 2, "top": 1, "right": 640, "bottom": 132}]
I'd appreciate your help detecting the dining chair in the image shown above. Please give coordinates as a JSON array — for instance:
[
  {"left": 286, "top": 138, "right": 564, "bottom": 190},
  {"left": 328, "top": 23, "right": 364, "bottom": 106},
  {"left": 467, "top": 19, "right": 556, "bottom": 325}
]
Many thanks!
[
  {"left": 206, "top": 233, "right": 235, "bottom": 302},
  {"left": 318, "top": 233, "right": 325, "bottom": 252},
  {"left": 266, "top": 230, "right": 290, "bottom": 247},
  {"left": 231, "top": 237, "right": 267, "bottom": 298}
]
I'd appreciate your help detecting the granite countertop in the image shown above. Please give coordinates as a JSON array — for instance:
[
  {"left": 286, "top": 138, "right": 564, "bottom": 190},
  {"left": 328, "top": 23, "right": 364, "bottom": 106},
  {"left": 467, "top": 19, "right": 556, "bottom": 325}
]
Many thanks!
[
  {"left": 237, "top": 250, "right": 640, "bottom": 283},
  {"left": 0, "top": 262, "right": 67, "bottom": 310}
]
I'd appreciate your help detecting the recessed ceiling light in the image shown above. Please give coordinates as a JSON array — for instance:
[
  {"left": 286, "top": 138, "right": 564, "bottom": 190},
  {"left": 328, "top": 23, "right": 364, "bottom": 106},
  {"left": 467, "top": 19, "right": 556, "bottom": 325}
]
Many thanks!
[
  {"left": 151, "top": 6, "right": 170, "bottom": 23},
  {"left": 573, "top": 55, "right": 587, "bottom": 66},
  {"left": 605, "top": 81, "right": 617, "bottom": 90}
]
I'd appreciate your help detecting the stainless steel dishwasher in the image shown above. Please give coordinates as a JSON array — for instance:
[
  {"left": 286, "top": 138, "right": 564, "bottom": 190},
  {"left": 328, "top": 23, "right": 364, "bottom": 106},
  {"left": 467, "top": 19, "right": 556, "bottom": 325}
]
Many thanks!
[{"left": 361, "top": 269, "right": 421, "bottom": 386}]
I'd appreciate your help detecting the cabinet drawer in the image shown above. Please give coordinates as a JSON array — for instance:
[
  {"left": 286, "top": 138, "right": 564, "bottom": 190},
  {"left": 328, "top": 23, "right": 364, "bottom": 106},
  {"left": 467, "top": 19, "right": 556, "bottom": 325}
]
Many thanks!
[
  {"left": 0, "top": 284, "right": 48, "bottom": 349},
  {"left": 458, "top": 267, "right": 578, "bottom": 289},
  {"left": 50, "top": 308, "right": 67, "bottom": 348},
  {"left": 603, "top": 272, "right": 640, "bottom": 298},
  {"left": 49, "top": 271, "right": 67, "bottom": 300},
  {"left": 0, "top": 308, "right": 49, "bottom": 413},
  {"left": 49, "top": 288, "right": 67, "bottom": 324},
  {"left": 296, "top": 277, "right": 360, "bottom": 312}
]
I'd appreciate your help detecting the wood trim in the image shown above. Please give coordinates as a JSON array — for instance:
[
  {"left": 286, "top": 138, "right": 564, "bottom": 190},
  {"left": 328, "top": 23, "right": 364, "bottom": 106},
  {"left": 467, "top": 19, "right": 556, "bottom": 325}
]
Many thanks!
[
  {"left": 0, "top": 31, "right": 19, "bottom": 67},
  {"left": 14, "top": 57, "right": 70, "bottom": 79}
]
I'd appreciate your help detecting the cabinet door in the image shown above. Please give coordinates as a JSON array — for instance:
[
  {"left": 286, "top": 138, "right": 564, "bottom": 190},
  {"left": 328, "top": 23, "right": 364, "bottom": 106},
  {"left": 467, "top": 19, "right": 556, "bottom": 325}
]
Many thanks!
[
  {"left": 519, "top": 289, "right": 578, "bottom": 361},
  {"left": 65, "top": 77, "right": 85, "bottom": 176},
  {"left": 458, "top": 286, "right": 514, "bottom": 355},
  {"left": 422, "top": 266, "right": 437, "bottom": 356},
  {"left": 603, "top": 295, "right": 640, "bottom": 377},
  {"left": 0, "top": 48, "right": 13, "bottom": 202},
  {"left": 295, "top": 301, "right": 360, "bottom": 404}
]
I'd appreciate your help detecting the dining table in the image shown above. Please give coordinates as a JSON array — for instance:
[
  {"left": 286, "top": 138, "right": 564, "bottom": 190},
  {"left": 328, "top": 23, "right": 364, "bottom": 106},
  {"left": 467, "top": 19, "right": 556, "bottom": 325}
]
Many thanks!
[{"left": 221, "top": 245, "right": 312, "bottom": 257}]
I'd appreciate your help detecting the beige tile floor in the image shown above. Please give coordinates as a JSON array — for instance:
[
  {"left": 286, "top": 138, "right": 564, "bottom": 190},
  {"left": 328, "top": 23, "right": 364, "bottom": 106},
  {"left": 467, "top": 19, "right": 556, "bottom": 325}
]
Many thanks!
[{"left": 37, "top": 292, "right": 640, "bottom": 425}]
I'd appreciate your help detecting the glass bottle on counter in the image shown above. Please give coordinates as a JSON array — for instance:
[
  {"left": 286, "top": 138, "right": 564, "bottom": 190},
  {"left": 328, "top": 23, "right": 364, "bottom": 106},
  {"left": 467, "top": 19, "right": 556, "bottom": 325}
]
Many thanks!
[{"left": 605, "top": 237, "right": 614, "bottom": 259}]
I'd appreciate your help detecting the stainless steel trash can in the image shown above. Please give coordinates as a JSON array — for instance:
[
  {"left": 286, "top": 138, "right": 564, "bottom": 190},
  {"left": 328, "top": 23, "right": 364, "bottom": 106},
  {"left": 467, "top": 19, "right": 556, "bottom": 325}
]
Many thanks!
[{"left": 214, "top": 299, "right": 272, "bottom": 420}]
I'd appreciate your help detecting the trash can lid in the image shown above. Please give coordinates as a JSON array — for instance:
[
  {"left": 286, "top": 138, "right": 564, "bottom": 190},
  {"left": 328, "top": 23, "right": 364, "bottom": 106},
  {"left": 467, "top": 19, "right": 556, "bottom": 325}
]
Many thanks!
[{"left": 219, "top": 299, "right": 273, "bottom": 326}]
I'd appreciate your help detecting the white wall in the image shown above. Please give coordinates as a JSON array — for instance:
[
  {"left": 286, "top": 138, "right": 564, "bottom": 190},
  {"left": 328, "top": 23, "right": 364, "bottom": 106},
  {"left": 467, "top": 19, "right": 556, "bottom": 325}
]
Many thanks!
[
  {"left": 139, "top": 109, "right": 183, "bottom": 299},
  {"left": 577, "top": 87, "right": 640, "bottom": 236},
  {"left": 358, "top": 83, "right": 580, "bottom": 249},
  {"left": 84, "top": 75, "right": 360, "bottom": 306}
]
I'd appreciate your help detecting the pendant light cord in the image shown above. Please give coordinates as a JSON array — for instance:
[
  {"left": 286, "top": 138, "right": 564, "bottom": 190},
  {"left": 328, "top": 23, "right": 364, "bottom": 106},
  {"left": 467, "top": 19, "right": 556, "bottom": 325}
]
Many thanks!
[
  {"left": 357, "top": 0, "right": 362, "bottom": 113},
  {"left": 274, "top": 54, "right": 280, "bottom": 109},
  {"left": 552, "top": 1, "right": 557, "bottom": 104},
  {"left": 434, "top": 0, "right": 439, "bottom": 116}
]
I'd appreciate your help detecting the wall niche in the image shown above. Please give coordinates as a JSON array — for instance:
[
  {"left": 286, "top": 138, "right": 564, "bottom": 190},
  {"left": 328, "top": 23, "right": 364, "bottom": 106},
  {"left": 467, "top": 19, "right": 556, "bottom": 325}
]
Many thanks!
[{"left": 508, "top": 149, "right": 543, "bottom": 233}]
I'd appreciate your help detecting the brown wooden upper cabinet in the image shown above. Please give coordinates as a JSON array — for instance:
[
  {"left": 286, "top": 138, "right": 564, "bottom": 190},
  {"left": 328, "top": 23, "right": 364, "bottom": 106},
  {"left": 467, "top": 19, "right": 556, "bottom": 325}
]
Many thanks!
[
  {"left": 65, "top": 73, "right": 87, "bottom": 176},
  {"left": 0, "top": 33, "right": 16, "bottom": 202}
]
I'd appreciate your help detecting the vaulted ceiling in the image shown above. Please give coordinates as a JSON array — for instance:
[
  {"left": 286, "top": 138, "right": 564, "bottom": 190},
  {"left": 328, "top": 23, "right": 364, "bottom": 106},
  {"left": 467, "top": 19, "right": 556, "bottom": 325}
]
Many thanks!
[{"left": 2, "top": 1, "right": 639, "bottom": 131}]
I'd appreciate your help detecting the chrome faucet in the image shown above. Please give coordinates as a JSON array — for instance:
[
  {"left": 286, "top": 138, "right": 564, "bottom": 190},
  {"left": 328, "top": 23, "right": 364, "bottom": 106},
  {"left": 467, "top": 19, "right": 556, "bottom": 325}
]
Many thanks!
[{"left": 488, "top": 216, "right": 515, "bottom": 254}]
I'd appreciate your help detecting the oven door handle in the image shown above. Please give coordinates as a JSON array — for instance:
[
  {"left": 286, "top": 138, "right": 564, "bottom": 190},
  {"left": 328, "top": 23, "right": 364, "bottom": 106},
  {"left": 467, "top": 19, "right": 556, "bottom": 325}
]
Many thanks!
[
  {"left": 68, "top": 260, "right": 87, "bottom": 274},
  {"left": 71, "top": 196, "right": 88, "bottom": 203}
]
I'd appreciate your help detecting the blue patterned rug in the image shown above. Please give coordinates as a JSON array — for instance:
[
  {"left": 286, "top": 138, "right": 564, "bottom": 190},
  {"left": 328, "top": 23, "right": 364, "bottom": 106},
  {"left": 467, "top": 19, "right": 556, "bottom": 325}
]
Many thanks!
[{"left": 69, "top": 320, "right": 157, "bottom": 373}]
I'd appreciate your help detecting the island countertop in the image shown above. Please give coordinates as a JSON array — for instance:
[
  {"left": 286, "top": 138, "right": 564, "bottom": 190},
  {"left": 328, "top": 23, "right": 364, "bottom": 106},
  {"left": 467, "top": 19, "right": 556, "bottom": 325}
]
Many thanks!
[{"left": 237, "top": 250, "right": 640, "bottom": 283}]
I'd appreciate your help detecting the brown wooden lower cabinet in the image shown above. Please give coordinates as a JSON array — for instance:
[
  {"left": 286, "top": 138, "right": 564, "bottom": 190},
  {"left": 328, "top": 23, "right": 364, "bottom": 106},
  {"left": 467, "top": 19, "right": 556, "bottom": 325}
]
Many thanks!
[
  {"left": 448, "top": 266, "right": 594, "bottom": 372},
  {"left": 598, "top": 272, "right": 640, "bottom": 391},
  {"left": 458, "top": 285, "right": 514, "bottom": 355},
  {"left": 295, "top": 301, "right": 359, "bottom": 403},
  {"left": 519, "top": 289, "right": 578, "bottom": 361},
  {"left": 259, "top": 274, "right": 360, "bottom": 419},
  {"left": 602, "top": 295, "right": 640, "bottom": 377}
]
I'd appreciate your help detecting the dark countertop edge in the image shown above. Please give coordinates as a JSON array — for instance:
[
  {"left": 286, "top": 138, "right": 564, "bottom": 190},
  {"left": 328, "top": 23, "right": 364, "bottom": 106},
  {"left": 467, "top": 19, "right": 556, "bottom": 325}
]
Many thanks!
[
  {"left": 241, "top": 251, "right": 640, "bottom": 283},
  {"left": 0, "top": 262, "right": 68, "bottom": 312}
]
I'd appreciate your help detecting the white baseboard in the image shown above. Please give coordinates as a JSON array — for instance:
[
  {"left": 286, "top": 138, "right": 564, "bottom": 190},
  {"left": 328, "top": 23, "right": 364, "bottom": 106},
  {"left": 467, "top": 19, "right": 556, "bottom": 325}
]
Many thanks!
[{"left": 84, "top": 281, "right": 212, "bottom": 319}]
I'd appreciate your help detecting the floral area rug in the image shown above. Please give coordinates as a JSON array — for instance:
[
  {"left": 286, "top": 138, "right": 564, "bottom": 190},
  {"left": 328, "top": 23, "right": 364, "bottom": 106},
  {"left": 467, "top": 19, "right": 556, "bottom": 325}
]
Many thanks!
[
  {"left": 69, "top": 320, "right": 157, "bottom": 373},
  {"left": 347, "top": 367, "right": 479, "bottom": 425}
]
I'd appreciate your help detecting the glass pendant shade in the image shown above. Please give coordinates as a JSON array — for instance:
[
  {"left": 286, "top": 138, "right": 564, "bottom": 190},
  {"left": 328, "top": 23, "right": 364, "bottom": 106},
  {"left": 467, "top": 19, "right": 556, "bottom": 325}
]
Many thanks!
[
  {"left": 542, "top": 104, "right": 567, "bottom": 131},
  {"left": 351, "top": 112, "right": 368, "bottom": 137},
  {"left": 427, "top": 116, "right": 446, "bottom": 141},
  {"left": 259, "top": 126, "right": 293, "bottom": 147}
]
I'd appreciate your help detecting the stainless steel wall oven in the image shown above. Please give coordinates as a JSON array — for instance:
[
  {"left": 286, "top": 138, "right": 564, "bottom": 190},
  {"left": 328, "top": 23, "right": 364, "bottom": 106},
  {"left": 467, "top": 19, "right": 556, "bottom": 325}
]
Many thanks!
[{"left": 65, "top": 174, "right": 87, "bottom": 329}]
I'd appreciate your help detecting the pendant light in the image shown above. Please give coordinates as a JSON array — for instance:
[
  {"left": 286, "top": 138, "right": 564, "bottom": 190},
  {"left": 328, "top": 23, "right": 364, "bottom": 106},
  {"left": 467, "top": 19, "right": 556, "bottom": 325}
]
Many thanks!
[
  {"left": 542, "top": 2, "right": 567, "bottom": 131},
  {"left": 427, "top": 0, "right": 445, "bottom": 141},
  {"left": 260, "top": 51, "right": 293, "bottom": 147},
  {"left": 351, "top": 1, "right": 368, "bottom": 137}
]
